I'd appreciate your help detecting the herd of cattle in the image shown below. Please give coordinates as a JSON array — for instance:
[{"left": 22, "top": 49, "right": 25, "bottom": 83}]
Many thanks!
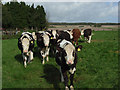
[{"left": 18, "top": 28, "right": 93, "bottom": 90}]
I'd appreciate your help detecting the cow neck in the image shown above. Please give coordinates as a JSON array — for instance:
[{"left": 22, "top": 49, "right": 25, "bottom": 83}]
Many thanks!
[{"left": 58, "top": 39, "right": 71, "bottom": 49}]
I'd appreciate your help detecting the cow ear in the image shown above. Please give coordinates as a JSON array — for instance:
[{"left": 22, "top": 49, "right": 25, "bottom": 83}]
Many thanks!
[
  {"left": 76, "top": 45, "right": 82, "bottom": 52},
  {"left": 45, "top": 32, "right": 51, "bottom": 37},
  {"left": 56, "top": 30, "right": 59, "bottom": 37}
]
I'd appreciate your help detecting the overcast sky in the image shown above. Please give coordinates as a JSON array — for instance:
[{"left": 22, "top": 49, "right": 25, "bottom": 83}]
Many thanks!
[{"left": 2, "top": 0, "right": 119, "bottom": 23}]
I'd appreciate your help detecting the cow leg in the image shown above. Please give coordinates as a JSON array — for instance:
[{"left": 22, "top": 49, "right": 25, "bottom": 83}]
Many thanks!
[
  {"left": 80, "top": 36, "right": 82, "bottom": 40},
  {"left": 22, "top": 53, "right": 27, "bottom": 68},
  {"left": 60, "top": 67, "right": 64, "bottom": 82},
  {"left": 65, "top": 86, "right": 69, "bottom": 90},
  {"left": 40, "top": 50, "right": 45, "bottom": 64},
  {"left": 70, "top": 74, "right": 74, "bottom": 90},
  {"left": 28, "top": 51, "right": 33, "bottom": 63},
  {"left": 76, "top": 40, "right": 78, "bottom": 45},
  {"left": 46, "top": 47, "right": 50, "bottom": 62},
  {"left": 42, "top": 58, "right": 45, "bottom": 64},
  {"left": 62, "top": 71, "right": 69, "bottom": 89},
  {"left": 88, "top": 35, "right": 92, "bottom": 43}
]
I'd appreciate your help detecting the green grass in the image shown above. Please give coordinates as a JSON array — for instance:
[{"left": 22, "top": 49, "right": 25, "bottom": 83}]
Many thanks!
[{"left": 2, "top": 30, "right": 119, "bottom": 88}]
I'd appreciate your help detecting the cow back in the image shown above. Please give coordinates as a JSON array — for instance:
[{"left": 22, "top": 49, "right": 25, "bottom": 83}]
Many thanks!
[
  {"left": 84, "top": 29, "right": 92, "bottom": 37},
  {"left": 72, "top": 29, "right": 81, "bottom": 41}
]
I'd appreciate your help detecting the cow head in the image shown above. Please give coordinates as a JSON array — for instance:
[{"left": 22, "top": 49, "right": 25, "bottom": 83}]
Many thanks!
[
  {"left": 81, "top": 29, "right": 84, "bottom": 35},
  {"left": 32, "top": 32, "right": 37, "bottom": 40},
  {"left": 47, "top": 30, "right": 58, "bottom": 40},
  {"left": 21, "top": 37, "right": 30, "bottom": 54},
  {"left": 43, "top": 34, "right": 50, "bottom": 46},
  {"left": 51, "top": 30, "right": 57, "bottom": 39},
  {"left": 65, "top": 30, "right": 73, "bottom": 39},
  {"left": 63, "top": 44, "right": 76, "bottom": 65},
  {"left": 36, "top": 32, "right": 50, "bottom": 47}
]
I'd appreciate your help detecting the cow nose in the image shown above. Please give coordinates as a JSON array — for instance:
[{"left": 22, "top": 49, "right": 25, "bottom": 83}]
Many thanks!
[
  {"left": 67, "top": 60, "right": 73, "bottom": 65},
  {"left": 24, "top": 50, "right": 28, "bottom": 53},
  {"left": 45, "top": 44, "right": 48, "bottom": 46},
  {"left": 53, "top": 37, "right": 56, "bottom": 39}
]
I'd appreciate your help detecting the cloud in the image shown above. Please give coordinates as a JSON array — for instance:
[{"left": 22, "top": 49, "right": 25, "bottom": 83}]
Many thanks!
[
  {"left": 34, "top": 2, "right": 118, "bottom": 23},
  {"left": 2, "top": 0, "right": 120, "bottom": 2},
  {"left": 2, "top": 0, "right": 118, "bottom": 23}
]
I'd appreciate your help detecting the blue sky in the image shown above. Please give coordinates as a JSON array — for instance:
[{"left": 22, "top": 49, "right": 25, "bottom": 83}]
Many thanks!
[{"left": 2, "top": 1, "right": 119, "bottom": 23}]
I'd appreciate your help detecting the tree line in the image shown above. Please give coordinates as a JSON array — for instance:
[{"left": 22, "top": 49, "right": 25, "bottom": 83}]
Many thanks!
[{"left": 2, "top": 1, "right": 48, "bottom": 30}]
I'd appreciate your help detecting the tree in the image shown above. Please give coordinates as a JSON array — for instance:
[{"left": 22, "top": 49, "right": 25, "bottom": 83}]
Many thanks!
[
  {"left": 2, "top": 4, "right": 12, "bottom": 29},
  {"left": 2, "top": 1, "right": 47, "bottom": 30}
]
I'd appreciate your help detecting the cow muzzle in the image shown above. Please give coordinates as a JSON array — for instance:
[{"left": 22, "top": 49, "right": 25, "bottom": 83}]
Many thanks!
[
  {"left": 23, "top": 50, "right": 28, "bottom": 55},
  {"left": 24, "top": 50, "right": 28, "bottom": 53},
  {"left": 67, "top": 60, "right": 73, "bottom": 65},
  {"left": 45, "top": 44, "right": 49, "bottom": 47}
]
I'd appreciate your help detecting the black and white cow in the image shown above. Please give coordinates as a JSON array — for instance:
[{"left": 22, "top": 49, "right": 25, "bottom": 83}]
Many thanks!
[
  {"left": 36, "top": 31, "right": 50, "bottom": 64},
  {"left": 81, "top": 29, "right": 93, "bottom": 43},
  {"left": 18, "top": 32, "right": 35, "bottom": 68},
  {"left": 55, "top": 39, "right": 82, "bottom": 89},
  {"left": 57, "top": 30, "right": 73, "bottom": 42},
  {"left": 45, "top": 30, "right": 59, "bottom": 55},
  {"left": 46, "top": 30, "right": 58, "bottom": 40}
]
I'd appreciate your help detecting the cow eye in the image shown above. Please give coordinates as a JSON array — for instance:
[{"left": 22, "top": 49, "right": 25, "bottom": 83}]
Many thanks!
[{"left": 64, "top": 51, "right": 67, "bottom": 56}]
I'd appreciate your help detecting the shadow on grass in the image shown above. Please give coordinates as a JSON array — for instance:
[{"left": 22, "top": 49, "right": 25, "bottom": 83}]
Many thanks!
[
  {"left": 78, "top": 39, "right": 85, "bottom": 43},
  {"left": 14, "top": 54, "right": 23, "bottom": 64},
  {"left": 41, "top": 64, "right": 61, "bottom": 89},
  {"left": 49, "top": 46, "right": 56, "bottom": 58},
  {"left": 34, "top": 46, "right": 55, "bottom": 59},
  {"left": 34, "top": 47, "right": 41, "bottom": 58}
]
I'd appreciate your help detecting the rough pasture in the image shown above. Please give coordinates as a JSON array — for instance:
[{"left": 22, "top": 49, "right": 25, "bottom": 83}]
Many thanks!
[{"left": 2, "top": 30, "right": 119, "bottom": 88}]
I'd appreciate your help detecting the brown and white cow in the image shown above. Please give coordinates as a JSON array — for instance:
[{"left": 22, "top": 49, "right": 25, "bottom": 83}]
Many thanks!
[{"left": 72, "top": 28, "right": 81, "bottom": 45}]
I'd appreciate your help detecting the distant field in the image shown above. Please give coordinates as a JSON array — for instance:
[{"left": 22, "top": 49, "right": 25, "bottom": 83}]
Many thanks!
[
  {"left": 2, "top": 30, "right": 119, "bottom": 88},
  {"left": 48, "top": 25, "right": 118, "bottom": 31}
]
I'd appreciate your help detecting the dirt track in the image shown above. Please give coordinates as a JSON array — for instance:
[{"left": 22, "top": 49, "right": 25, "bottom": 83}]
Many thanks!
[{"left": 48, "top": 25, "right": 118, "bottom": 31}]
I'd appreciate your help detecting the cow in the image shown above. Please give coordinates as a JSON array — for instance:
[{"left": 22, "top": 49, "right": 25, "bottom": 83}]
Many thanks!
[
  {"left": 57, "top": 30, "right": 73, "bottom": 42},
  {"left": 18, "top": 32, "right": 35, "bottom": 68},
  {"left": 81, "top": 29, "right": 93, "bottom": 43},
  {"left": 36, "top": 31, "right": 51, "bottom": 64},
  {"left": 46, "top": 30, "right": 58, "bottom": 40},
  {"left": 46, "top": 29, "right": 73, "bottom": 56},
  {"left": 32, "top": 32, "right": 37, "bottom": 40},
  {"left": 72, "top": 29, "right": 81, "bottom": 45},
  {"left": 55, "top": 39, "right": 82, "bottom": 90},
  {"left": 45, "top": 30, "right": 59, "bottom": 55}
]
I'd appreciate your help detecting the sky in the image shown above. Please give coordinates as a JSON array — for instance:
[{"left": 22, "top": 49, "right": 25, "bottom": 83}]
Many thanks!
[{"left": 2, "top": 0, "right": 119, "bottom": 23}]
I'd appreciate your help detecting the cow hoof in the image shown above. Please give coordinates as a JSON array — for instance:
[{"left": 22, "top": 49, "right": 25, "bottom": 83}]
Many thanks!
[
  {"left": 28, "top": 60, "right": 32, "bottom": 64},
  {"left": 61, "top": 79, "right": 64, "bottom": 82},
  {"left": 42, "top": 61, "right": 45, "bottom": 64},
  {"left": 65, "top": 86, "right": 69, "bottom": 90},
  {"left": 24, "top": 65, "right": 26, "bottom": 68},
  {"left": 70, "top": 85, "right": 74, "bottom": 90},
  {"left": 61, "top": 77, "right": 64, "bottom": 82},
  {"left": 46, "top": 57, "right": 49, "bottom": 62}
]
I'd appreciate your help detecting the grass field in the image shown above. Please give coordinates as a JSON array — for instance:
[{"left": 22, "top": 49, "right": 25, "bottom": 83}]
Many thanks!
[{"left": 2, "top": 30, "right": 119, "bottom": 88}]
